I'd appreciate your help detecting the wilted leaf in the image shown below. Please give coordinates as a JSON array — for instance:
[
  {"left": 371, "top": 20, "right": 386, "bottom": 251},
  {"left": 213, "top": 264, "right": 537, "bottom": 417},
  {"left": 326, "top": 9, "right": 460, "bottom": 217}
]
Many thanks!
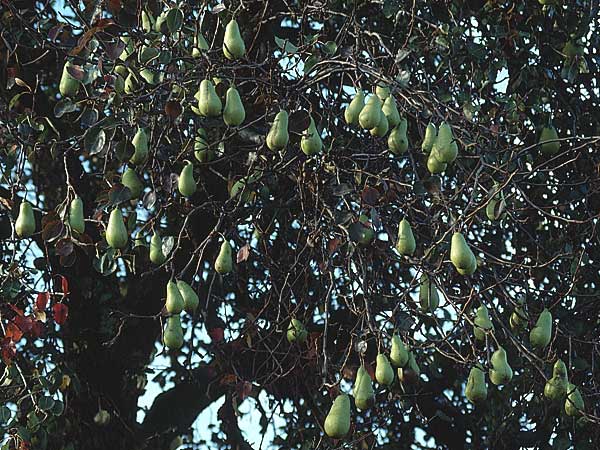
[
  {"left": 52, "top": 303, "right": 69, "bottom": 325},
  {"left": 237, "top": 244, "right": 250, "bottom": 263}
]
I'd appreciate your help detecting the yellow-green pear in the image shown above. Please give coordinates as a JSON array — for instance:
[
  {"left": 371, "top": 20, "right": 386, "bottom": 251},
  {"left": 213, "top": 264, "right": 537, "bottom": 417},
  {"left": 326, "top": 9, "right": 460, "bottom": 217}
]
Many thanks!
[
  {"left": 489, "top": 347, "right": 513, "bottom": 385},
  {"left": 192, "top": 32, "right": 209, "bottom": 57},
  {"left": 149, "top": 230, "right": 167, "bottom": 265},
  {"left": 450, "top": 232, "right": 477, "bottom": 275},
  {"left": 375, "top": 83, "right": 390, "bottom": 100},
  {"left": 301, "top": 116, "right": 323, "bottom": 156},
  {"left": 223, "top": 19, "right": 246, "bottom": 60},
  {"left": 427, "top": 153, "right": 447, "bottom": 174},
  {"left": 388, "top": 118, "right": 408, "bottom": 155},
  {"left": 122, "top": 168, "right": 144, "bottom": 198},
  {"left": 178, "top": 161, "right": 196, "bottom": 197},
  {"left": 324, "top": 394, "right": 350, "bottom": 439},
  {"left": 390, "top": 335, "right": 408, "bottom": 367},
  {"left": 15, "top": 201, "right": 35, "bottom": 238},
  {"left": 565, "top": 383, "right": 584, "bottom": 416},
  {"left": 530, "top": 308, "right": 552, "bottom": 349},
  {"left": 59, "top": 61, "right": 80, "bottom": 97},
  {"left": 106, "top": 208, "right": 128, "bottom": 249},
  {"left": 165, "top": 280, "right": 185, "bottom": 314},
  {"left": 353, "top": 366, "right": 374, "bottom": 410},
  {"left": 163, "top": 315, "right": 184, "bottom": 350},
  {"left": 286, "top": 319, "right": 308, "bottom": 343},
  {"left": 473, "top": 305, "right": 494, "bottom": 341},
  {"left": 358, "top": 95, "right": 383, "bottom": 130},
  {"left": 382, "top": 95, "right": 400, "bottom": 128},
  {"left": 544, "top": 359, "right": 568, "bottom": 401},
  {"left": 130, "top": 128, "right": 149, "bottom": 166},
  {"left": 465, "top": 367, "right": 488, "bottom": 403},
  {"left": 369, "top": 114, "right": 389, "bottom": 137},
  {"left": 431, "top": 122, "right": 457, "bottom": 164},
  {"left": 197, "top": 80, "right": 222, "bottom": 117},
  {"left": 419, "top": 274, "right": 440, "bottom": 313},
  {"left": 395, "top": 218, "right": 416, "bottom": 256},
  {"left": 214, "top": 240, "right": 233, "bottom": 274},
  {"left": 421, "top": 123, "right": 437, "bottom": 153},
  {"left": 375, "top": 354, "right": 394, "bottom": 386},
  {"left": 344, "top": 90, "right": 364, "bottom": 125},
  {"left": 69, "top": 196, "right": 85, "bottom": 234},
  {"left": 176, "top": 280, "right": 199, "bottom": 314},
  {"left": 223, "top": 87, "right": 246, "bottom": 126},
  {"left": 266, "top": 110, "right": 289, "bottom": 151},
  {"left": 539, "top": 125, "right": 560, "bottom": 156},
  {"left": 398, "top": 352, "right": 421, "bottom": 383},
  {"left": 124, "top": 71, "right": 139, "bottom": 94},
  {"left": 510, "top": 300, "right": 529, "bottom": 333}
]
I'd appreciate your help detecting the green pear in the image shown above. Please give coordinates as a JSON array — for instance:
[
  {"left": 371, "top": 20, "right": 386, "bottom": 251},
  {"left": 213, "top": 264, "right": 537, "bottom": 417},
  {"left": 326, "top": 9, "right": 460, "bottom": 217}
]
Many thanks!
[
  {"left": 431, "top": 122, "right": 457, "bottom": 164},
  {"left": 59, "top": 61, "right": 80, "bottom": 97},
  {"left": 388, "top": 118, "right": 409, "bottom": 155},
  {"left": 149, "top": 230, "right": 167, "bottom": 265},
  {"left": 223, "top": 19, "right": 246, "bottom": 60},
  {"left": 176, "top": 280, "right": 199, "bottom": 314},
  {"left": 266, "top": 110, "right": 289, "bottom": 151},
  {"left": 324, "top": 394, "right": 350, "bottom": 439},
  {"left": 214, "top": 240, "right": 233, "bottom": 274},
  {"left": 122, "top": 168, "right": 144, "bottom": 198},
  {"left": 510, "top": 299, "right": 529, "bottom": 333},
  {"left": 165, "top": 280, "right": 185, "bottom": 314},
  {"left": 390, "top": 335, "right": 409, "bottom": 367},
  {"left": 353, "top": 366, "right": 375, "bottom": 410},
  {"left": 539, "top": 125, "right": 560, "bottom": 156},
  {"left": 223, "top": 87, "right": 246, "bottom": 126},
  {"left": 530, "top": 308, "right": 552, "bottom": 349},
  {"left": 163, "top": 315, "right": 184, "bottom": 350},
  {"left": 426, "top": 153, "right": 447, "bottom": 174},
  {"left": 359, "top": 96, "right": 383, "bottom": 130},
  {"left": 473, "top": 305, "right": 494, "bottom": 341},
  {"left": 178, "top": 161, "right": 197, "bottom": 197},
  {"left": 301, "top": 116, "right": 323, "bottom": 155},
  {"left": 192, "top": 32, "right": 209, "bottom": 57},
  {"left": 197, "top": 80, "right": 222, "bottom": 117},
  {"left": 15, "top": 201, "right": 35, "bottom": 238},
  {"left": 395, "top": 218, "right": 416, "bottom": 256},
  {"left": 398, "top": 352, "right": 420, "bottom": 383},
  {"left": 419, "top": 274, "right": 440, "bottom": 313},
  {"left": 565, "top": 383, "right": 584, "bottom": 416},
  {"left": 421, "top": 123, "right": 437, "bottom": 153},
  {"left": 130, "top": 128, "right": 149, "bottom": 166},
  {"left": 544, "top": 359, "right": 568, "bottom": 401},
  {"left": 375, "top": 84, "right": 390, "bottom": 100},
  {"left": 286, "top": 319, "right": 308, "bottom": 343},
  {"left": 375, "top": 354, "right": 394, "bottom": 386},
  {"left": 382, "top": 95, "right": 400, "bottom": 128},
  {"left": 489, "top": 347, "right": 513, "bottom": 385},
  {"left": 106, "top": 208, "right": 128, "bottom": 249},
  {"left": 344, "top": 90, "right": 364, "bottom": 125},
  {"left": 369, "top": 114, "right": 389, "bottom": 137},
  {"left": 465, "top": 367, "right": 488, "bottom": 403},
  {"left": 450, "top": 232, "right": 477, "bottom": 275},
  {"left": 69, "top": 196, "right": 85, "bottom": 234}
]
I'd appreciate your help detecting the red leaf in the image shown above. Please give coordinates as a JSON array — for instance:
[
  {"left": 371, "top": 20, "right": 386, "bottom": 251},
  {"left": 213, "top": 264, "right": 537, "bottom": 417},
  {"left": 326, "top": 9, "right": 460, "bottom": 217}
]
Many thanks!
[
  {"left": 236, "top": 244, "right": 250, "bottom": 263},
  {"left": 5, "top": 322, "right": 23, "bottom": 342},
  {"left": 13, "top": 315, "right": 33, "bottom": 335},
  {"left": 8, "top": 304, "right": 24, "bottom": 317},
  {"left": 58, "top": 275, "right": 70, "bottom": 297},
  {"left": 236, "top": 380, "right": 252, "bottom": 401},
  {"left": 52, "top": 303, "right": 69, "bottom": 325},
  {"left": 36, "top": 292, "right": 50, "bottom": 310},
  {"left": 208, "top": 327, "right": 224, "bottom": 343},
  {"left": 1, "top": 338, "right": 16, "bottom": 365},
  {"left": 30, "top": 321, "right": 45, "bottom": 338}
]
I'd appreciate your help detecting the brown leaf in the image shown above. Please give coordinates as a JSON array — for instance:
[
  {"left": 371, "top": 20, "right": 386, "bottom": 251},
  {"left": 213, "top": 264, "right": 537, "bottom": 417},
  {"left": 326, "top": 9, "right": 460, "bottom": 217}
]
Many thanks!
[
  {"left": 236, "top": 244, "right": 250, "bottom": 263},
  {"left": 165, "top": 101, "right": 182, "bottom": 119},
  {"left": 42, "top": 220, "right": 65, "bottom": 242},
  {"left": 361, "top": 186, "right": 380, "bottom": 206},
  {"left": 327, "top": 238, "right": 340, "bottom": 254},
  {"left": 55, "top": 238, "right": 74, "bottom": 257}
]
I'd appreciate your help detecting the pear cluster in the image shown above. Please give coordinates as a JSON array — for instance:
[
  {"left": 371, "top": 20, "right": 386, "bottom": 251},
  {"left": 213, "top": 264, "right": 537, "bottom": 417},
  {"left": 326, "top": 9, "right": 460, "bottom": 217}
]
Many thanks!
[{"left": 163, "top": 279, "right": 200, "bottom": 350}]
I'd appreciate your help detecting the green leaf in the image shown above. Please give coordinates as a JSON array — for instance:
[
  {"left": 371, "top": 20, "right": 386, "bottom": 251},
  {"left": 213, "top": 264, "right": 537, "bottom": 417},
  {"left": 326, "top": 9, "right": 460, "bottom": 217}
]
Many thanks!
[
  {"left": 54, "top": 99, "right": 77, "bottom": 118},
  {"left": 162, "top": 236, "right": 175, "bottom": 256},
  {"left": 383, "top": 0, "right": 401, "bottom": 18},
  {"left": 38, "top": 396, "right": 55, "bottom": 411},
  {"left": 322, "top": 41, "right": 337, "bottom": 55},
  {"left": 0, "top": 406, "right": 11, "bottom": 423},
  {"left": 274, "top": 36, "right": 298, "bottom": 53},
  {"left": 51, "top": 400, "right": 64, "bottom": 416},
  {"left": 166, "top": 8, "right": 184, "bottom": 33},
  {"left": 84, "top": 127, "right": 106, "bottom": 156},
  {"left": 303, "top": 55, "right": 318, "bottom": 74}
]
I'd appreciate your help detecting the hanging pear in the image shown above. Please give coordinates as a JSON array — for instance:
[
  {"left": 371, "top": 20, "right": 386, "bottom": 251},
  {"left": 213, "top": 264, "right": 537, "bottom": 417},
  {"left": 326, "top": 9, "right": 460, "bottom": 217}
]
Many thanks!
[
  {"left": 450, "top": 232, "right": 477, "bottom": 275},
  {"left": 223, "top": 87, "right": 246, "bottom": 126},
  {"left": 382, "top": 95, "right": 400, "bottom": 128},
  {"left": 344, "top": 90, "right": 364, "bottom": 125},
  {"left": 130, "top": 128, "right": 149, "bottom": 166},
  {"left": 15, "top": 201, "right": 35, "bottom": 238},
  {"left": 431, "top": 122, "right": 457, "bottom": 164},
  {"left": 419, "top": 274, "right": 440, "bottom": 313},
  {"left": 214, "top": 240, "right": 233, "bottom": 274},
  {"left": 564, "top": 383, "right": 584, "bottom": 416},
  {"left": 353, "top": 366, "right": 375, "bottom": 410},
  {"left": 197, "top": 80, "right": 222, "bottom": 117},
  {"left": 355, "top": 214, "right": 375, "bottom": 246},
  {"left": 395, "top": 218, "right": 416, "bottom": 256},
  {"left": 421, "top": 123, "right": 437, "bottom": 153},
  {"left": 223, "top": 19, "right": 246, "bottom": 60},
  {"left": 323, "top": 394, "right": 350, "bottom": 439},
  {"left": 426, "top": 153, "right": 447, "bottom": 174},
  {"left": 69, "top": 196, "right": 85, "bottom": 234},
  {"left": 544, "top": 359, "right": 568, "bottom": 401},
  {"left": 388, "top": 118, "right": 408, "bottom": 155},
  {"left": 124, "top": 71, "right": 139, "bottom": 94},
  {"left": 510, "top": 299, "right": 529, "bottom": 333},
  {"left": 473, "top": 305, "right": 494, "bottom": 341},
  {"left": 286, "top": 319, "right": 308, "bottom": 344},
  {"left": 149, "top": 230, "right": 167, "bottom": 265},
  {"left": 301, "top": 116, "right": 323, "bottom": 156},
  {"left": 489, "top": 347, "right": 513, "bottom": 385},
  {"left": 539, "top": 125, "right": 560, "bottom": 156},
  {"left": 178, "top": 161, "right": 197, "bottom": 197},
  {"left": 398, "top": 352, "right": 421, "bottom": 383},
  {"left": 375, "top": 84, "right": 390, "bottom": 100},
  {"left": 390, "top": 335, "right": 409, "bottom": 367},
  {"left": 165, "top": 280, "right": 185, "bottom": 314},
  {"left": 192, "top": 31, "right": 209, "bottom": 57},
  {"left": 122, "top": 168, "right": 144, "bottom": 198},
  {"left": 59, "top": 61, "right": 80, "bottom": 97},
  {"left": 163, "top": 315, "right": 184, "bottom": 350},
  {"left": 369, "top": 114, "right": 389, "bottom": 137},
  {"left": 485, "top": 184, "right": 506, "bottom": 221},
  {"left": 530, "top": 308, "right": 552, "bottom": 349},
  {"left": 375, "top": 354, "right": 394, "bottom": 386},
  {"left": 358, "top": 95, "right": 383, "bottom": 130},
  {"left": 266, "top": 110, "right": 289, "bottom": 151},
  {"left": 106, "top": 209, "right": 128, "bottom": 249},
  {"left": 465, "top": 367, "right": 488, "bottom": 403},
  {"left": 176, "top": 280, "right": 199, "bottom": 314}
]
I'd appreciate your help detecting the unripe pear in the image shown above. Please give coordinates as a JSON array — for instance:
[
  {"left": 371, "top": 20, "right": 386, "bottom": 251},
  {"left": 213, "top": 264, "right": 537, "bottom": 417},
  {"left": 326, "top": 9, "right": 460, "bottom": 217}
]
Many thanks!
[
  {"left": 375, "top": 354, "right": 394, "bottom": 386},
  {"left": 539, "top": 125, "right": 560, "bottom": 156},
  {"left": 359, "top": 96, "right": 383, "bottom": 130},
  {"left": 130, "top": 128, "right": 149, "bottom": 166},
  {"left": 389, "top": 335, "right": 408, "bottom": 367},
  {"left": 565, "top": 383, "right": 584, "bottom": 416},
  {"left": 214, "top": 240, "right": 233, "bottom": 274},
  {"left": 489, "top": 347, "right": 513, "bottom": 385},
  {"left": 165, "top": 280, "right": 185, "bottom": 314},
  {"left": 375, "top": 84, "right": 390, "bottom": 100},
  {"left": 69, "top": 196, "right": 85, "bottom": 234},
  {"left": 369, "top": 114, "right": 389, "bottom": 137},
  {"left": 450, "top": 232, "right": 477, "bottom": 275},
  {"left": 427, "top": 153, "right": 447, "bottom": 174},
  {"left": 544, "top": 359, "right": 568, "bottom": 401},
  {"left": 344, "top": 90, "right": 364, "bottom": 125},
  {"left": 301, "top": 117, "right": 323, "bottom": 156},
  {"left": 178, "top": 161, "right": 197, "bottom": 197},
  {"left": 15, "top": 201, "right": 35, "bottom": 238},
  {"left": 59, "top": 61, "right": 80, "bottom": 97},
  {"left": 510, "top": 300, "right": 529, "bottom": 333},
  {"left": 223, "top": 19, "right": 246, "bottom": 60},
  {"left": 106, "top": 209, "right": 128, "bottom": 249},
  {"left": 176, "top": 280, "right": 199, "bottom": 314},
  {"left": 149, "top": 231, "right": 167, "bottom": 265},
  {"left": 530, "top": 308, "right": 552, "bottom": 349},
  {"left": 192, "top": 32, "right": 209, "bottom": 57},
  {"left": 197, "top": 80, "right": 222, "bottom": 117},
  {"left": 395, "top": 218, "right": 416, "bottom": 256},
  {"left": 388, "top": 118, "right": 409, "bottom": 154},
  {"left": 419, "top": 274, "right": 440, "bottom": 313},
  {"left": 465, "top": 367, "right": 488, "bottom": 403},
  {"left": 223, "top": 87, "right": 246, "bottom": 126},
  {"left": 473, "top": 305, "right": 494, "bottom": 341},
  {"left": 266, "top": 110, "right": 289, "bottom": 151},
  {"left": 122, "top": 168, "right": 144, "bottom": 198},
  {"left": 421, "top": 123, "right": 437, "bottom": 153},
  {"left": 163, "top": 315, "right": 184, "bottom": 350},
  {"left": 286, "top": 319, "right": 308, "bottom": 343},
  {"left": 431, "top": 122, "right": 457, "bottom": 164},
  {"left": 353, "top": 366, "right": 374, "bottom": 410},
  {"left": 398, "top": 352, "right": 420, "bottom": 384},
  {"left": 324, "top": 394, "right": 350, "bottom": 439},
  {"left": 382, "top": 95, "right": 400, "bottom": 128}
]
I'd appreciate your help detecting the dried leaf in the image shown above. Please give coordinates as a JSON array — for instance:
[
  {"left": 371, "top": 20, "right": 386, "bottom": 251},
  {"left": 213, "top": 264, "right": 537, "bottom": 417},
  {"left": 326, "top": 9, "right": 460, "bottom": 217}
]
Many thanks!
[
  {"left": 236, "top": 244, "right": 250, "bottom": 263},
  {"left": 52, "top": 303, "right": 69, "bottom": 325}
]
